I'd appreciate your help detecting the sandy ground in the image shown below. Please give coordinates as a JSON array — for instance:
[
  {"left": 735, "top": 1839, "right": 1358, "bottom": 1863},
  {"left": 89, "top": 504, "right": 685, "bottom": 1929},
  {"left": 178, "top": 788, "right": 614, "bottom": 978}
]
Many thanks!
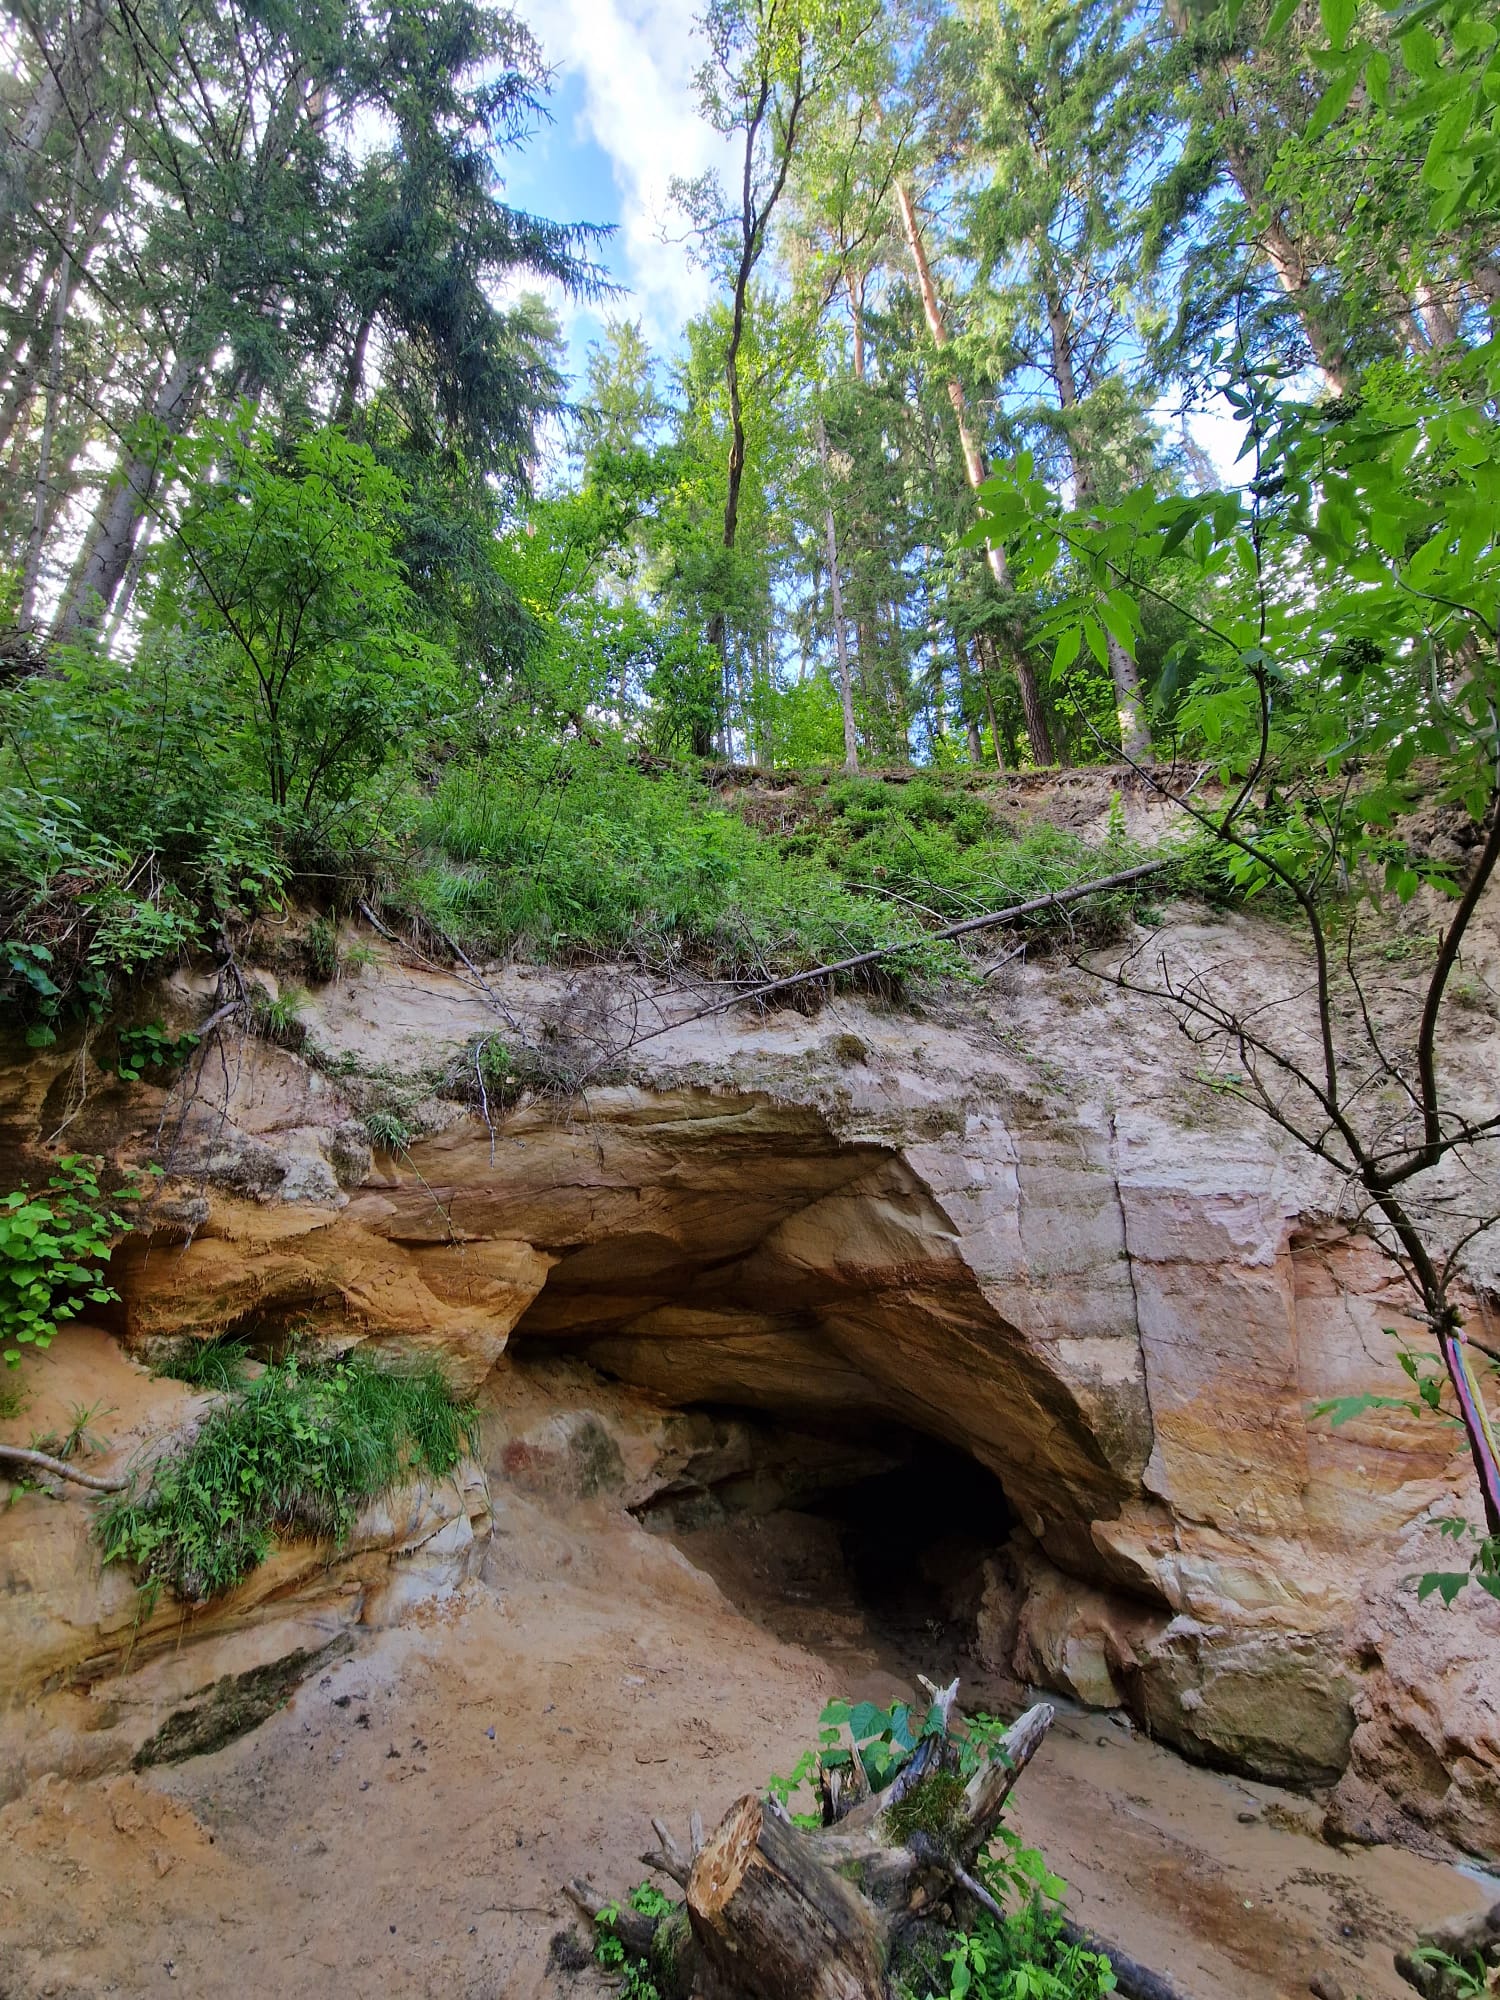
[{"left": 0, "top": 1490, "right": 1492, "bottom": 2000}]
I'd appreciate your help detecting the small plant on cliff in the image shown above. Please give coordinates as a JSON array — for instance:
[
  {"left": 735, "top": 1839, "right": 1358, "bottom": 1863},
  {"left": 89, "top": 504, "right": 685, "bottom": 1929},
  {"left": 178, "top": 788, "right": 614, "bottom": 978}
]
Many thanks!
[
  {"left": 0, "top": 1155, "right": 143, "bottom": 1365},
  {"left": 152, "top": 1336, "right": 253, "bottom": 1392},
  {"left": 112, "top": 1021, "right": 200, "bottom": 1083},
  {"left": 96, "top": 1350, "right": 478, "bottom": 1603}
]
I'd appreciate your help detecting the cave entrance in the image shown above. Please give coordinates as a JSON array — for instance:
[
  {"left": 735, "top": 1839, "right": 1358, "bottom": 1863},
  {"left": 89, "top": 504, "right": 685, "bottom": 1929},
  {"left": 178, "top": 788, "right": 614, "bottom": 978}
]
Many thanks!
[
  {"left": 628, "top": 1409, "right": 1020, "bottom": 1703},
  {"left": 498, "top": 1101, "right": 1136, "bottom": 1711}
]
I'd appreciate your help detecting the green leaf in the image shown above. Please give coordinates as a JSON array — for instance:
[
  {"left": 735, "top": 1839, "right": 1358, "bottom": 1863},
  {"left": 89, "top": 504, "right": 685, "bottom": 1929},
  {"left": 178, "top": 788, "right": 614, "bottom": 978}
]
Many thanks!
[
  {"left": 1401, "top": 22, "right": 1441, "bottom": 79},
  {"left": 1320, "top": 0, "right": 1355, "bottom": 46},
  {"left": 1309, "top": 61, "right": 1361, "bottom": 136},
  {"left": 1416, "top": 1571, "right": 1470, "bottom": 1606}
]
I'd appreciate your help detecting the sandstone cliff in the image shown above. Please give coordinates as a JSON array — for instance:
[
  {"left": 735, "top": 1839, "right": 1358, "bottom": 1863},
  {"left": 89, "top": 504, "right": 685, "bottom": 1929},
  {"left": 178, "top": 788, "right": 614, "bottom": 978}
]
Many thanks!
[{"left": 2, "top": 895, "right": 1497, "bottom": 1861}]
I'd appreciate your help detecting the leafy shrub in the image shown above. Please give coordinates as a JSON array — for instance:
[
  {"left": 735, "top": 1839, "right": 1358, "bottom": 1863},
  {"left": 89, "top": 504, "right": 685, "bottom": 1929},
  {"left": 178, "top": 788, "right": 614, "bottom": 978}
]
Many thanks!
[
  {"left": 930, "top": 1905, "right": 1117, "bottom": 2000},
  {"left": 149, "top": 413, "right": 457, "bottom": 816},
  {"left": 769, "top": 1695, "right": 1115, "bottom": 2000},
  {"left": 0, "top": 786, "right": 207, "bottom": 1039},
  {"left": 0, "top": 1155, "right": 141, "bottom": 1364},
  {"left": 97, "top": 1350, "right": 479, "bottom": 1603},
  {"left": 593, "top": 1881, "right": 675, "bottom": 2000},
  {"left": 113, "top": 1021, "right": 200, "bottom": 1083}
]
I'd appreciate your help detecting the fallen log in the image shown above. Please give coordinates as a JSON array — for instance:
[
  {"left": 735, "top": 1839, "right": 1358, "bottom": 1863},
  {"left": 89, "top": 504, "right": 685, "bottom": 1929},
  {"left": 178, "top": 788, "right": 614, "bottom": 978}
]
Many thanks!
[{"left": 562, "top": 1679, "right": 1191, "bottom": 2000}]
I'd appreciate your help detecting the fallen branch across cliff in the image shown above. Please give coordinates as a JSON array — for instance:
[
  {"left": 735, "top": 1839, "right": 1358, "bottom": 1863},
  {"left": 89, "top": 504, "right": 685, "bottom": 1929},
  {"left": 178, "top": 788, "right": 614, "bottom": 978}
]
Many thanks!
[
  {"left": 576, "top": 855, "right": 1172, "bottom": 1078},
  {"left": 0, "top": 1442, "right": 127, "bottom": 1490}
]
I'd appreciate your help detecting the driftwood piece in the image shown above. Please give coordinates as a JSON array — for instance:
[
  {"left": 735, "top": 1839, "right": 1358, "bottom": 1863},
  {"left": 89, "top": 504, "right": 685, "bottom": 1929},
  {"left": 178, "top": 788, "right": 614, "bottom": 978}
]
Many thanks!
[{"left": 568, "top": 1683, "right": 1190, "bottom": 2000}]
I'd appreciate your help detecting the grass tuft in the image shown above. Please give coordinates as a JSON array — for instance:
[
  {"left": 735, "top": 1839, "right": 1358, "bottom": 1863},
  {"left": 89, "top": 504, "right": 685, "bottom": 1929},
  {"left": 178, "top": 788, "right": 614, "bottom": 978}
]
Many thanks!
[
  {"left": 152, "top": 1336, "right": 253, "bottom": 1393},
  {"left": 97, "top": 1350, "right": 478, "bottom": 1603}
]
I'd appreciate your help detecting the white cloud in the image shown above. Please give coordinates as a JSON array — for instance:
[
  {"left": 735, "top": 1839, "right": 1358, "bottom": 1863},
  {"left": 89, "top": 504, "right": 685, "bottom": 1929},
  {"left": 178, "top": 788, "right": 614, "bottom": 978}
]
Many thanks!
[{"left": 523, "top": 0, "right": 736, "bottom": 347}]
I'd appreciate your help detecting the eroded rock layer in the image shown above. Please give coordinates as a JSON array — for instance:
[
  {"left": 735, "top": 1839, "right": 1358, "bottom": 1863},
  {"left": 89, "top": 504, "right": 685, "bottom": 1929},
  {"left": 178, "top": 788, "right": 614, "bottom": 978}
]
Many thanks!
[{"left": 2, "top": 916, "right": 1497, "bottom": 1858}]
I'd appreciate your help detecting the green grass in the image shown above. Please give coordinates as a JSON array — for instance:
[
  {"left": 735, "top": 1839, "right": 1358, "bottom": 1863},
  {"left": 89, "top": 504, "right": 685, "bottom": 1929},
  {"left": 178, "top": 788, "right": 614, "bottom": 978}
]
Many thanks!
[
  {"left": 97, "top": 1350, "right": 478, "bottom": 1603},
  {"left": 151, "top": 1335, "right": 253, "bottom": 1392},
  {"left": 402, "top": 746, "right": 1152, "bottom": 989}
]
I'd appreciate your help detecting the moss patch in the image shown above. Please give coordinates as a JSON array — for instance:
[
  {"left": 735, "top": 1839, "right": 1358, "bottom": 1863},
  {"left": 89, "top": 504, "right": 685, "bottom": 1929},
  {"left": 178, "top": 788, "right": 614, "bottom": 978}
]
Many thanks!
[
  {"left": 132, "top": 1640, "right": 347, "bottom": 1768},
  {"left": 883, "top": 1769, "right": 968, "bottom": 1848}
]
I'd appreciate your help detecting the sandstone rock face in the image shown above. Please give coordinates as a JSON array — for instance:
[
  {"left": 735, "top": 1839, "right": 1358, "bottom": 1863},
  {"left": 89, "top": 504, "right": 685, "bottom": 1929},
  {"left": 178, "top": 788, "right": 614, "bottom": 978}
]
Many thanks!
[
  {"left": 0, "top": 1328, "right": 490, "bottom": 1799},
  {"left": 1, "top": 917, "right": 1497, "bottom": 1856}
]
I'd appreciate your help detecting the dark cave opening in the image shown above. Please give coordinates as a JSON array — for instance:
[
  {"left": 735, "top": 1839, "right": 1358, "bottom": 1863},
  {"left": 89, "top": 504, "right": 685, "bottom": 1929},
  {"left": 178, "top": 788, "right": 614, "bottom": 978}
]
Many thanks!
[{"left": 628, "top": 1407, "right": 1020, "bottom": 1699}]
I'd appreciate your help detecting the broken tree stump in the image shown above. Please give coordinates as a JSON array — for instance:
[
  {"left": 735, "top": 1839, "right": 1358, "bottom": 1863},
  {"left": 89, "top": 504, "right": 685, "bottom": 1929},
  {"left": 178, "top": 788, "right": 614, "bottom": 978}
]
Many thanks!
[
  {"left": 688, "top": 1792, "right": 890, "bottom": 2000},
  {"left": 565, "top": 1681, "right": 1188, "bottom": 2000}
]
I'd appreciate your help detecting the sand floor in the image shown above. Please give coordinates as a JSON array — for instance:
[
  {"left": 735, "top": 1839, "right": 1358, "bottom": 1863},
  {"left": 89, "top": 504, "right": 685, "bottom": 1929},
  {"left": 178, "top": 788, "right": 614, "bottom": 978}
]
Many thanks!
[{"left": 0, "top": 1488, "right": 1491, "bottom": 2000}]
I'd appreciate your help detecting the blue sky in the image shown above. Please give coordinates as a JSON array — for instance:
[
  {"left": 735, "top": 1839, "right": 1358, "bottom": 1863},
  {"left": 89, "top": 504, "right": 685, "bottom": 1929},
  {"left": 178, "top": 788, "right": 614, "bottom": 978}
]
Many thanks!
[
  {"left": 499, "top": 1, "right": 1247, "bottom": 477},
  {"left": 500, "top": 0, "right": 733, "bottom": 388}
]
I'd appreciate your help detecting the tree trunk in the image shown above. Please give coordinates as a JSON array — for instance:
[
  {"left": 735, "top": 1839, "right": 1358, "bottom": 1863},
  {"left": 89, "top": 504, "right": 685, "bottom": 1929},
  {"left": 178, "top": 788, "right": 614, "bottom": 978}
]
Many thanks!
[
  {"left": 955, "top": 635, "right": 984, "bottom": 766},
  {"left": 975, "top": 633, "right": 1007, "bottom": 771},
  {"left": 690, "top": 1796, "right": 890, "bottom": 2000},
  {"left": 570, "top": 1692, "right": 1067, "bottom": 2000},
  {"left": 19, "top": 142, "right": 81, "bottom": 627},
  {"left": 894, "top": 180, "right": 1054, "bottom": 767},
  {"left": 1413, "top": 280, "right": 1459, "bottom": 350},
  {"left": 815, "top": 415, "right": 859, "bottom": 772},
  {"left": 849, "top": 269, "right": 866, "bottom": 383},
  {"left": 3, "top": 0, "right": 108, "bottom": 228},
  {"left": 1043, "top": 277, "right": 1150, "bottom": 762},
  {"left": 1213, "top": 130, "right": 1349, "bottom": 394},
  {"left": 52, "top": 350, "right": 201, "bottom": 645}
]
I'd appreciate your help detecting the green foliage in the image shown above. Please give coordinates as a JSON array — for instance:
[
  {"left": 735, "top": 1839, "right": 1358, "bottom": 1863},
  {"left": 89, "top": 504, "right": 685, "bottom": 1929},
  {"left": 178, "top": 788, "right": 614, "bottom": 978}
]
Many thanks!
[
  {"left": 1403, "top": 1943, "right": 1493, "bottom": 1997},
  {"left": 593, "top": 1881, "right": 673, "bottom": 1999},
  {"left": 0, "top": 783, "right": 212, "bottom": 1036},
  {"left": 151, "top": 413, "right": 456, "bottom": 817},
  {"left": 1312, "top": 1331, "right": 1500, "bottom": 1604},
  {"left": 30, "top": 1400, "right": 111, "bottom": 1464},
  {"left": 363, "top": 1110, "right": 413, "bottom": 1154},
  {"left": 885, "top": 1770, "right": 970, "bottom": 1847},
  {"left": 152, "top": 1337, "right": 253, "bottom": 1393},
  {"left": 772, "top": 1690, "right": 1110, "bottom": 2000},
  {"left": 408, "top": 747, "right": 1152, "bottom": 992},
  {"left": 113, "top": 1022, "right": 200, "bottom": 1084},
  {"left": 0, "top": 1156, "right": 140, "bottom": 1365},
  {"left": 1412, "top": 1518, "right": 1500, "bottom": 1609},
  {"left": 96, "top": 1350, "right": 479, "bottom": 1603},
  {"left": 932, "top": 1905, "right": 1117, "bottom": 2000},
  {"left": 248, "top": 983, "right": 308, "bottom": 1048},
  {"left": 303, "top": 919, "right": 340, "bottom": 985},
  {"left": 408, "top": 742, "right": 938, "bottom": 986}
]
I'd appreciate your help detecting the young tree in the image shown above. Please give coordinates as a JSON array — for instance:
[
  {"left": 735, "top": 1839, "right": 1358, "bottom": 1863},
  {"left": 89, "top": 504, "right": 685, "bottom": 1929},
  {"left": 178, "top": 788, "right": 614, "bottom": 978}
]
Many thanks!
[
  {"left": 149, "top": 415, "right": 451, "bottom": 816},
  {"left": 675, "top": 0, "right": 879, "bottom": 756}
]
